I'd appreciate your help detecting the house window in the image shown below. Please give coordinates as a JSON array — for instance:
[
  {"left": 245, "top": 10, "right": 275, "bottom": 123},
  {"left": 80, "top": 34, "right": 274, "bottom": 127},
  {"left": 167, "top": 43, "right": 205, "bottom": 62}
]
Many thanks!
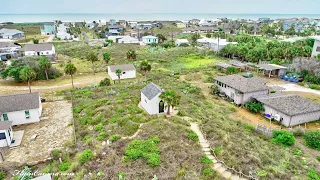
[
  {"left": 25, "top": 111, "right": 30, "bottom": 119},
  {"left": 46, "top": 52, "right": 49, "bottom": 55},
  {"left": 0, "top": 133, "right": 5, "bottom": 140},
  {"left": 145, "top": 99, "right": 147, "bottom": 103},
  {"left": 2, "top": 114, "right": 8, "bottom": 121},
  {"left": 123, "top": 72, "right": 126, "bottom": 74}
]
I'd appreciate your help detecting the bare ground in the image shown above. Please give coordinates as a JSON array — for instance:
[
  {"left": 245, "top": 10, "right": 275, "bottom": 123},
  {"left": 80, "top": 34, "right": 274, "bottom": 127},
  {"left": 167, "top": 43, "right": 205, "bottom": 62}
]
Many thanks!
[{"left": 3, "top": 101, "right": 73, "bottom": 166}]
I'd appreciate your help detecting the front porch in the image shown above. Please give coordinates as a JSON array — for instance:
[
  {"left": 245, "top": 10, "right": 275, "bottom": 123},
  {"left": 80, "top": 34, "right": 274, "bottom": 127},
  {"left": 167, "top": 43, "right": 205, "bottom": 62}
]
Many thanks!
[{"left": 9, "top": 130, "right": 24, "bottom": 148}]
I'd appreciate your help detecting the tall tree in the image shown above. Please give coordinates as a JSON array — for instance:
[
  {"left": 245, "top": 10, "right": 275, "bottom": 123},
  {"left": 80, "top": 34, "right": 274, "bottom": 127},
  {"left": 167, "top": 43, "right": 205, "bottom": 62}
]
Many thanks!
[
  {"left": 86, "top": 52, "right": 99, "bottom": 75},
  {"left": 103, "top": 52, "right": 111, "bottom": 66},
  {"left": 126, "top": 49, "right": 137, "bottom": 60},
  {"left": 38, "top": 56, "right": 52, "bottom": 80},
  {"left": 64, "top": 62, "right": 77, "bottom": 88},
  {"left": 159, "top": 90, "right": 180, "bottom": 115},
  {"left": 19, "top": 66, "right": 36, "bottom": 93},
  {"left": 139, "top": 60, "right": 151, "bottom": 76},
  {"left": 156, "top": 34, "right": 166, "bottom": 43},
  {"left": 115, "top": 69, "right": 122, "bottom": 83}
]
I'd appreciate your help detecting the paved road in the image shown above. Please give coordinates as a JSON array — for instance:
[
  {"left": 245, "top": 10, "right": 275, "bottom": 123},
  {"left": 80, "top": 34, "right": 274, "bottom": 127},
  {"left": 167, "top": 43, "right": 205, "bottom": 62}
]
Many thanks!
[{"left": 269, "top": 84, "right": 320, "bottom": 95}]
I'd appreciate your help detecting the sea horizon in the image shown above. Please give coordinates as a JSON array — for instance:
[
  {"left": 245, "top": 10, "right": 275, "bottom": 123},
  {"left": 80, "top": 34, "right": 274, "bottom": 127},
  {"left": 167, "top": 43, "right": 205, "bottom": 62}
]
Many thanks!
[{"left": 1, "top": 13, "right": 320, "bottom": 23}]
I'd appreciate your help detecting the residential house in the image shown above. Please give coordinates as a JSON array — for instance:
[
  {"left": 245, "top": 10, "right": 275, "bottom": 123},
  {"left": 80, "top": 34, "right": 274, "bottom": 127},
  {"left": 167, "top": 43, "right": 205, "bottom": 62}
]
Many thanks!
[
  {"left": 199, "top": 19, "right": 214, "bottom": 27},
  {"left": 56, "top": 24, "right": 71, "bottom": 40},
  {"left": 222, "top": 21, "right": 241, "bottom": 34},
  {"left": 0, "top": 93, "right": 42, "bottom": 125},
  {"left": 246, "top": 23, "right": 262, "bottom": 35},
  {"left": 207, "top": 39, "right": 238, "bottom": 52},
  {"left": 107, "top": 64, "right": 136, "bottom": 81},
  {"left": 182, "top": 27, "right": 218, "bottom": 34},
  {"left": 216, "top": 62, "right": 232, "bottom": 72},
  {"left": 86, "top": 22, "right": 95, "bottom": 29},
  {"left": 175, "top": 39, "right": 189, "bottom": 46},
  {"left": 0, "top": 42, "right": 22, "bottom": 61},
  {"left": 253, "top": 94, "right": 320, "bottom": 127},
  {"left": 0, "top": 121, "right": 14, "bottom": 147},
  {"left": 118, "top": 20, "right": 127, "bottom": 27},
  {"left": 283, "top": 20, "right": 304, "bottom": 32},
  {"left": 97, "top": 19, "right": 107, "bottom": 26},
  {"left": 118, "top": 36, "right": 139, "bottom": 44},
  {"left": 108, "top": 25, "right": 123, "bottom": 36},
  {"left": 128, "top": 22, "right": 138, "bottom": 29},
  {"left": 24, "top": 44, "right": 55, "bottom": 57},
  {"left": 109, "top": 19, "right": 117, "bottom": 26},
  {"left": 40, "top": 22, "right": 56, "bottom": 35},
  {"left": 189, "top": 19, "right": 200, "bottom": 25},
  {"left": 140, "top": 83, "right": 172, "bottom": 115},
  {"left": 257, "top": 64, "right": 287, "bottom": 78},
  {"left": 142, "top": 35, "right": 158, "bottom": 44},
  {"left": 152, "top": 22, "right": 163, "bottom": 29},
  {"left": 258, "top": 18, "right": 271, "bottom": 23},
  {"left": 214, "top": 75, "right": 269, "bottom": 105},
  {"left": 0, "top": 28, "right": 25, "bottom": 39},
  {"left": 136, "top": 24, "right": 152, "bottom": 30},
  {"left": 310, "top": 36, "right": 320, "bottom": 58}
]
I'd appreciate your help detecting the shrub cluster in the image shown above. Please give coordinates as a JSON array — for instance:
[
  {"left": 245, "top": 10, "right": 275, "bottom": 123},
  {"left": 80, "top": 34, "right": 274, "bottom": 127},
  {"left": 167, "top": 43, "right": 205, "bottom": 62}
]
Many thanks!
[
  {"left": 271, "top": 130, "right": 295, "bottom": 146},
  {"left": 304, "top": 130, "right": 320, "bottom": 150},
  {"left": 79, "top": 149, "right": 94, "bottom": 164},
  {"left": 187, "top": 131, "right": 199, "bottom": 142}
]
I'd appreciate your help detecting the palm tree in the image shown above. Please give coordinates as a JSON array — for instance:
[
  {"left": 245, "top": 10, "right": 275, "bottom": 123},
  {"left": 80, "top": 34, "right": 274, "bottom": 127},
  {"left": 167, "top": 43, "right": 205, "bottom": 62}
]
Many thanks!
[
  {"left": 140, "top": 60, "right": 151, "bottom": 76},
  {"left": 64, "top": 62, "right": 77, "bottom": 88},
  {"left": 159, "top": 90, "right": 180, "bottom": 115},
  {"left": 115, "top": 69, "right": 122, "bottom": 83},
  {"left": 38, "top": 56, "right": 52, "bottom": 80},
  {"left": 126, "top": 49, "right": 137, "bottom": 60},
  {"left": 86, "top": 52, "right": 99, "bottom": 75},
  {"left": 19, "top": 66, "right": 36, "bottom": 93}
]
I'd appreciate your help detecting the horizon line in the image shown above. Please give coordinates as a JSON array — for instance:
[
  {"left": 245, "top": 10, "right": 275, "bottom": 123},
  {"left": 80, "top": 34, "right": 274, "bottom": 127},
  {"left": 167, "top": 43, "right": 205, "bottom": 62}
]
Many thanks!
[{"left": 1, "top": 13, "right": 320, "bottom": 15}]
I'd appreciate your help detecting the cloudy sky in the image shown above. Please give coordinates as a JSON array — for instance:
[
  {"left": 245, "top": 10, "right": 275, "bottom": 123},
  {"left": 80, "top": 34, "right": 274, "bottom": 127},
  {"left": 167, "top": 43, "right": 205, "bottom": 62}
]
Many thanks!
[{"left": 2, "top": 0, "right": 319, "bottom": 14}]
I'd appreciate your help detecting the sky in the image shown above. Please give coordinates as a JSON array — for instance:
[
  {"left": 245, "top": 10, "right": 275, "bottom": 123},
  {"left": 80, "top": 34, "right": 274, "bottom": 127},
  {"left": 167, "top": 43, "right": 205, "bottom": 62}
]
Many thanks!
[{"left": 2, "top": 0, "right": 320, "bottom": 14}]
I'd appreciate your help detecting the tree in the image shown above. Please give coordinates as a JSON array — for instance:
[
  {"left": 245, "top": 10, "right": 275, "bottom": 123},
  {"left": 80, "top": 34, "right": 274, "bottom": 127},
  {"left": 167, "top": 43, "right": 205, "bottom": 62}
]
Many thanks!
[
  {"left": 226, "top": 66, "right": 239, "bottom": 74},
  {"left": 99, "top": 78, "right": 111, "bottom": 87},
  {"left": 140, "top": 60, "right": 151, "bottom": 75},
  {"left": 191, "top": 33, "right": 200, "bottom": 44},
  {"left": 38, "top": 56, "right": 51, "bottom": 80},
  {"left": 19, "top": 66, "right": 36, "bottom": 93},
  {"left": 126, "top": 49, "right": 137, "bottom": 60},
  {"left": 32, "top": 38, "right": 39, "bottom": 44},
  {"left": 103, "top": 52, "right": 111, "bottom": 65},
  {"left": 205, "top": 33, "right": 212, "bottom": 38},
  {"left": 64, "top": 62, "right": 77, "bottom": 88},
  {"left": 86, "top": 52, "right": 99, "bottom": 75},
  {"left": 159, "top": 90, "right": 180, "bottom": 115},
  {"left": 115, "top": 69, "right": 122, "bottom": 83},
  {"left": 156, "top": 34, "right": 166, "bottom": 43}
]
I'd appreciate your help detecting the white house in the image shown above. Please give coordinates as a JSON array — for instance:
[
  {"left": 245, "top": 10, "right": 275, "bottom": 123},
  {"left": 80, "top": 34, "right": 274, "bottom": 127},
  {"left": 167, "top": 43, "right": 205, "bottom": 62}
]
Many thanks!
[
  {"left": 310, "top": 36, "right": 320, "bottom": 58},
  {"left": 214, "top": 75, "right": 269, "bottom": 105},
  {"left": 175, "top": 39, "right": 189, "bottom": 46},
  {"left": 0, "top": 93, "right": 42, "bottom": 126},
  {"left": 0, "top": 121, "right": 14, "bottom": 147},
  {"left": 0, "top": 42, "right": 22, "bottom": 61},
  {"left": 107, "top": 64, "right": 136, "bottom": 81},
  {"left": 253, "top": 94, "right": 320, "bottom": 127},
  {"left": 140, "top": 83, "right": 172, "bottom": 115},
  {"left": 24, "top": 44, "right": 55, "bottom": 56},
  {"left": 118, "top": 36, "right": 139, "bottom": 44},
  {"left": 0, "top": 28, "right": 25, "bottom": 39},
  {"left": 208, "top": 39, "right": 238, "bottom": 52},
  {"left": 56, "top": 24, "right": 71, "bottom": 40}
]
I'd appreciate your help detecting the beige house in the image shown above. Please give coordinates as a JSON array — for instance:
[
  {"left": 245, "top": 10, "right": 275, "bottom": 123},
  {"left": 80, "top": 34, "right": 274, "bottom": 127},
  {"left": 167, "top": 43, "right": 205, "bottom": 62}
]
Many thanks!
[{"left": 214, "top": 75, "right": 269, "bottom": 105}]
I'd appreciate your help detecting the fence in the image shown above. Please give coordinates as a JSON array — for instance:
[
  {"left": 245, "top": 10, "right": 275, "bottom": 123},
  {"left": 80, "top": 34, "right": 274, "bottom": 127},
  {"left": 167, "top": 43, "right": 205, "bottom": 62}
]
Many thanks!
[{"left": 199, "top": 125, "right": 259, "bottom": 180}]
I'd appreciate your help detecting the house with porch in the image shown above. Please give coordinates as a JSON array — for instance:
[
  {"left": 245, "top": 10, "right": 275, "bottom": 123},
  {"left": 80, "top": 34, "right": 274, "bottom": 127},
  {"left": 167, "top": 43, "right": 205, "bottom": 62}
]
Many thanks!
[
  {"left": 0, "top": 121, "right": 14, "bottom": 147},
  {"left": 257, "top": 64, "right": 287, "bottom": 78},
  {"left": 140, "top": 83, "right": 172, "bottom": 115},
  {"left": 56, "top": 24, "right": 71, "bottom": 40},
  {"left": 214, "top": 75, "right": 269, "bottom": 105},
  {"left": 40, "top": 22, "right": 56, "bottom": 35},
  {"left": 142, "top": 35, "right": 158, "bottom": 45},
  {"left": 118, "top": 36, "right": 139, "bottom": 44},
  {"left": 108, "top": 25, "right": 123, "bottom": 36},
  {"left": 0, "top": 93, "right": 42, "bottom": 126},
  {"left": 253, "top": 94, "right": 320, "bottom": 127},
  {"left": 107, "top": 64, "right": 136, "bottom": 81},
  {"left": 0, "top": 28, "right": 25, "bottom": 39},
  {"left": 24, "top": 44, "right": 55, "bottom": 57},
  {"left": 175, "top": 39, "right": 189, "bottom": 46},
  {"left": 0, "top": 42, "right": 22, "bottom": 61}
]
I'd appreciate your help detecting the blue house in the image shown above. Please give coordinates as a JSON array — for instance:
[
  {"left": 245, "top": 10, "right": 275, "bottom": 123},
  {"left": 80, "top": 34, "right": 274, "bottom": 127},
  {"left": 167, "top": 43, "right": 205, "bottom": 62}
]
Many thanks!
[
  {"left": 40, "top": 22, "right": 56, "bottom": 35},
  {"left": 109, "top": 19, "right": 117, "bottom": 26},
  {"left": 108, "top": 25, "right": 123, "bottom": 36},
  {"left": 283, "top": 21, "right": 304, "bottom": 32},
  {"left": 142, "top": 35, "right": 158, "bottom": 45}
]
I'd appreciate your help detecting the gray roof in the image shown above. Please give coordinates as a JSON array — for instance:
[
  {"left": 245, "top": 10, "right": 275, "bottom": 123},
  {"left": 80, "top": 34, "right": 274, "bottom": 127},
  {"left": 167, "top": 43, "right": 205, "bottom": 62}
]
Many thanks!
[
  {"left": 214, "top": 75, "right": 269, "bottom": 93},
  {"left": 216, "top": 62, "right": 232, "bottom": 69},
  {"left": 0, "top": 28, "right": 24, "bottom": 36},
  {"left": 0, "top": 93, "right": 40, "bottom": 115},
  {"left": 24, "top": 44, "right": 54, "bottom": 52},
  {"left": 258, "top": 64, "right": 287, "bottom": 71},
  {"left": 0, "top": 42, "right": 21, "bottom": 49},
  {"left": 141, "top": 82, "right": 164, "bottom": 100},
  {"left": 108, "top": 64, "right": 136, "bottom": 72},
  {"left": 229, "top": 60, "right": 246, "bottom": 67},
  {"left": 43, "top": 22, "right": 55, "bottom": 25},
  {"left": 0, "top": 121, "right": 12, "bottom": 130},
  {"left": 253, "top": 94, "right": 320, "bottom": 116}
]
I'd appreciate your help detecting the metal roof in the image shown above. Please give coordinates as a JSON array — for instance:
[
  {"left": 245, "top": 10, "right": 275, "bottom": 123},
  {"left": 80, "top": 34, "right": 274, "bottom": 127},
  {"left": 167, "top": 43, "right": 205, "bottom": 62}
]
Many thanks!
[
  {"left": 141, "top": 82, "right": 163, "bottom": 100},
  {"left": 258, "top": 64, "right": 287, "bottom": 71},
  {"left": 0, "top": 93, "right": 40, "bottom": 115},
  {"left": 216, "top": 62, "right": 232, "bottom": 69},
  {"left": 108, "top": 64, "right": 136, "bottom": 72},
  {"left": 24, "top": 44, "right": 54, "bottom": 52},
  {"left": 0, "top": 28, "right": 24, "bottom": 36}
]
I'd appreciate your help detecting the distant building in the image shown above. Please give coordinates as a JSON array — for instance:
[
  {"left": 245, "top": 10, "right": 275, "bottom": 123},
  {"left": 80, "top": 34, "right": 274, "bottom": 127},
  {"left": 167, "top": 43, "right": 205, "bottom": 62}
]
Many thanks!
[
  {"left": 118, "top": 36, "right": 139, "bottom": 44},
  {"left": 107, "top": 64, "right": 136, "bottom": 81},
  {"left": 128, "top": 21, "right": 138, "bottom": 29},
  {"left": 109, "top": 19, "right": 117, "bottom": 26},
  {"left": 85, "top": 22, "right": 95, "bottom": 29},
  {"left": 24, "top": 44, "right": 55, "bottom": 57},
  {"left": 183, "top": 27, "right": 218, "bottom": 34},
  {"left": 108, "top": 25, "right": 123, "bottom": 36},
  {"left": 189, "top": 19, "right": 200, "bottom": 25},
  {"left": 175, "top": 39, "right": 189, "bottom": 46},
  {"left": 253, "top": 94, "right": 320, "bottom": 127},
  {"left": 0, "top": 42, "right": 22, "bottom": 61},
  {"left": 310, "top": 36, "right": 320, "bottom": 58},
  {"left": 56, "top": 24, "right": 71, "bottom": 40},
  {"left": 0, "top": 28, "right": 25, "bottom": 39},
  {"left": 142, "top": 35, "right": 158, "bottom": 44},
  {"left": 258, "top": 18, "right": 271, "bottom": 23},
  {"left": 214, "top": 75, "right": 269, "bottom": 105},
  {"left": 283, "top": 20, "right": 304, "bottom": 32},
  {"left": 40, "top": 22, "right": 56, "bottom": 35},
  {"left": 118, "top": 20, "right": 127, "bottom": 27},
  {"left": 136, "top": 24, "right": 152, "bottom": 30}
]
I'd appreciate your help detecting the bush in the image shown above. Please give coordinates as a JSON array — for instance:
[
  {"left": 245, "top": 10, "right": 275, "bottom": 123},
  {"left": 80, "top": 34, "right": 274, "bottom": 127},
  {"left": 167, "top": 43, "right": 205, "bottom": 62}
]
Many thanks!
[
  {"left": 58, "top": 161, "right": 71, "bottom": 171},
  {"left": 256, "top": 170, "right": 268, "bottom": 177},
  {"left": 309, "top": 84, "right": 320, "bottom": 90},
  {"left": 99, "top": 78, "right": 111, "bottom": 87},
  {"left": 201, "top": 156, "right": 213, "bottom": 164},
  {"left": 203, "top": 168, "right": 216, "bottom": 177},
  {"left": 96, "top": 131, "right": 107, "bottom": 141},
  {"left": 308, "top": 168, "right": 320, "bottom": 180},
  {"left": 304, "top": 131, "right": 320, "bottom": 150},
  {"left": 187, "top": 131, "right": 199, "bottom": 142},
  {"left": 245, "top": 102, "right": 264, "bottom": 113},
  {"left": 317, "top": 156, "right": 320, "bottom": 162},
  {"left": 0, "top": 172, "right": 6, "bottom": 180},
  {"left": 79, "top": 149, "right": 94, "bottom": 164},
  {"left": 243, "top": 124, "right": 255, "bottom": 132},
  {"left": 94, "top": 123, "right": 103, "bottom": 132},
  {"left": 271, "top": 130, "right": 295, "bottom": 146},
  {"left": 226, "top": 66, "right": 239, "bottom": 74},
  {"left": 109, "top": 134, "right": 121, "bottom": 143}
]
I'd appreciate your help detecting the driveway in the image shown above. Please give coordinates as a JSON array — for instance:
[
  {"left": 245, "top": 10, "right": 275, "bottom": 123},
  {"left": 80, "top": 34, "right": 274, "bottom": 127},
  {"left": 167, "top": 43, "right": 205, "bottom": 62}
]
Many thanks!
[
  {"left": 45, "top": 35, "right": 55, "bottom": 42},
  {"left": 269, "top": 84, "right": 320, "bottom": 95}
]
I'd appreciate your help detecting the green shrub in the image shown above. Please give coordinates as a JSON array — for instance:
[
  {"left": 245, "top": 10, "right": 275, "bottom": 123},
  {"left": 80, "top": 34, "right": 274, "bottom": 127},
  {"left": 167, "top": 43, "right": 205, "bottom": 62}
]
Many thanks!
[
  {"left": 203, "top": 168, "right": 216, "bottom": 177},
  {"left": 226, "top": 66, "right": 239, "bottom": 74},
  {"left": 109, "top": 134, "right": 121, "bottom": 143},
  {"left": 304, "top": 130, "right": 320, "bottom": 150},
  {"left": 52, "top": 150, "right": 62, "bottom": 159},
  {"left": 256, "top": 170, "right": 268, "bottom": 177},
  {"left": 201, "top": 156, "right": 213, "bottom": 164},
  {"left": 292, "top": 148, "right": 303, "bottom": 156},
  {"left": 79, "top": 149, "right": 94, "bottom": 164},
  {"left": 58, "top": 161, "right": 71, "bottom": 171},
  {"left": 82, "top": 135, "right": 90, "bottom": 142},
  {"left": 94, "top": 123, "right": 103, "bottom": 132},
  {"left": 0, "top": 172, "right": 6, "bottom": 180},
  {"left": 124, "top": 136, "right": 161, "bottom": 167},
  {"left": 317, "top": 156, "right": 320, "bottom": 162},
  {"left": 118, "top": 172, "right": 126, "bottom": 180},
  {"left": 309, "top": 84, "right": 320, "bottom": 90},
  {"left": 271, "top": 130, "right": 295, "bottom": 146},
  {"left": 96, "top": 131, "right": 107, "bottom": 141},
  {"left": 187, "top": 131, "right": 199, "bottom": 142},
  {"left": 243, "top": 124, "right": 255, "bottom": 132},
  {"left": 214, "top": 146, "right": 222, "bottom": 154},
  {"left": 308, "top": 168, "right": 320, "bottom": 180},
  {"left": 245, "top": 102, "right": 264, "bottom": 113},
  {"left": 99, "top": 78, "right": 111, "bottom": 87}
]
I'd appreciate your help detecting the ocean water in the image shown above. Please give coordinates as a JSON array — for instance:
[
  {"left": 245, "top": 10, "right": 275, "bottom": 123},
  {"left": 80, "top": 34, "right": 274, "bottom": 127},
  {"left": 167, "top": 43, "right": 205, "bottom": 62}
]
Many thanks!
[{"left": 1, "top": 13, "right": 320, "bottom": 23}]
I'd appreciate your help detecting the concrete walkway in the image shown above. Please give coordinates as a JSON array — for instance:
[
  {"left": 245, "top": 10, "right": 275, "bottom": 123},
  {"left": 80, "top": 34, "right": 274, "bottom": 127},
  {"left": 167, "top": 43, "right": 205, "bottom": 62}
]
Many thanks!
[
  {"left": 269, "top": 84, "right": 320, "bottom": 95},
  {"left": 190, "top": 122, "right": 248, "bottom": 180}
]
